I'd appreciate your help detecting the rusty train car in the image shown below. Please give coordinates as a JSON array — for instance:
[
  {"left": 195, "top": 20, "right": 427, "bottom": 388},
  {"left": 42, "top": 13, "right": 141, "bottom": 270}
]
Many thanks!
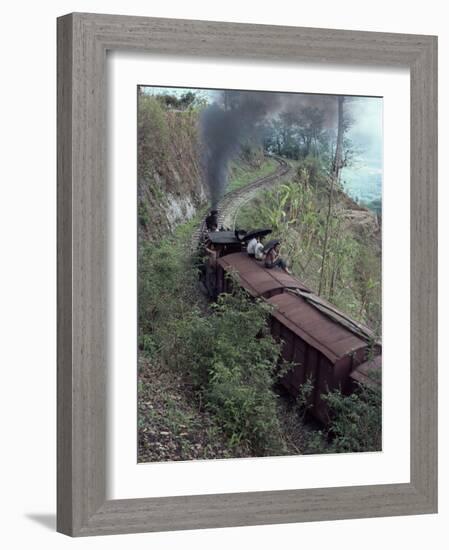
[{"left": 201, "top": 230, "right": 381, "bottom": 424}]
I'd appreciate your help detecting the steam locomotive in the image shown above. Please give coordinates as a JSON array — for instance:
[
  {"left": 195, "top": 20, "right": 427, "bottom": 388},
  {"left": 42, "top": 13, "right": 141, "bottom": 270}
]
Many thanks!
[{"left": 199, "top": 226, "right": 381, "bottom": 424}]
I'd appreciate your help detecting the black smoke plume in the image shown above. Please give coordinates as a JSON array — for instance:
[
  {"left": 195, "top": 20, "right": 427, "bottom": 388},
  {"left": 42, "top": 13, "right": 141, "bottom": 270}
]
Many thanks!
[
  {"left": 200, "top": 90, "right": 341, "bottom": 207},
  {"left": 200, "top": 91, "right": 280, "bottom": 208}
]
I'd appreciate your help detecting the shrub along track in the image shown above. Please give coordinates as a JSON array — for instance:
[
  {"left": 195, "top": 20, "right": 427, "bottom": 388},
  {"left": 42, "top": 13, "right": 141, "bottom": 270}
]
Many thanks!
[{"left": 191, "top": 155, "right": 291, "bottom": 247}]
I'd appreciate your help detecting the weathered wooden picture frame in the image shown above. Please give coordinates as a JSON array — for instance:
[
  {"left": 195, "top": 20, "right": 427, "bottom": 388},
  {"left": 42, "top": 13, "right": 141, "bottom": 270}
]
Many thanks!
[{"left": 57, "top": 12, "right": 438, "bottom": 537}]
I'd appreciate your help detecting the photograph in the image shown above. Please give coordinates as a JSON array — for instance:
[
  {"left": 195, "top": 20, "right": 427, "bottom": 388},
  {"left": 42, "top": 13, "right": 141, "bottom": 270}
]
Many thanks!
[{"left": 137, "top": 85, "right": 383, "bottom": 463}]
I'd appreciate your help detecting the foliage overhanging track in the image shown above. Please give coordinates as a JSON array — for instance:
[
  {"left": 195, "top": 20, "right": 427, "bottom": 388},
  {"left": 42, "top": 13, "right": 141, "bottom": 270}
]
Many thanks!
[{"left": 191, "top": 155, "right": 291, "bottom": 248}]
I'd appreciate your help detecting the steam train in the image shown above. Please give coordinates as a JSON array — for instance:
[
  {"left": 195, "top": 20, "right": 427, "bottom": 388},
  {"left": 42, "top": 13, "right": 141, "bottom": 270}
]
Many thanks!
[{"left": 199, "top": 226, "right": 381, "bottom": 424}]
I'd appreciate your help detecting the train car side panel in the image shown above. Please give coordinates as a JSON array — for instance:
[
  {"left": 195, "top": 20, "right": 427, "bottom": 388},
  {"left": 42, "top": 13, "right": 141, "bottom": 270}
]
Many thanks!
[{"left": 332, "top": 355, "right": 353, "bottom": 393}]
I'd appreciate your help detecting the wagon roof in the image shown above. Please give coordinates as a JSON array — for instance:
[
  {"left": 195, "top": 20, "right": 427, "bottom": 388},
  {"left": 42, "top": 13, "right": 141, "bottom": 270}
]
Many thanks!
[
  {"left": 217, "top": 252, "right": 310, "bottom": 297},
  {"left": 207, "top": 231, "right": 240, "bottom": 245},
  {"left": 350, "top": 355, "right": 382, "bottom": 387},
  {"left": 267, "top": 292, "right": 367, "bottom": 363},
  {"left": 217, "top": 252, "right": 371, "bottom": 363}
]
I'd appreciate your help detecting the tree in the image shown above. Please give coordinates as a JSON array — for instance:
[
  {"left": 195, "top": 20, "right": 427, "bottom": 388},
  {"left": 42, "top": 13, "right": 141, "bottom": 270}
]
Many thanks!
[
  {"left": 318, "top": 96, "right": 345, "bottom": 296},
  {"left": 297, "top": 106, "right": 325, "bottom": 157}
]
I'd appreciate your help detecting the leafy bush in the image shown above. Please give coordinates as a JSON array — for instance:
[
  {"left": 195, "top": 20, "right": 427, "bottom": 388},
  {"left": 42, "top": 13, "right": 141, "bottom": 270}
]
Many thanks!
[
  {"left": 295, "top": 378, "right": 381, "bottom": 455},
  {"left": 295, "top": 376, "right": 315, "bottom": 422},
  {"left": 206, "top": 290, "right": 285, "bottom": 454},
  {"left": 138, "top": 220, "right": 201, "bottom": 365},
  {"left": 323, "top": 380, "right": 382, "bottom": 453},
  {"left": 172, "top": 286, "right": 286, "bottom": 455},
  {"left": 139, "top": 232, "right": 287, "bottom": 455},
  {"left": 297, "top": 155, "right": 327, "bottom": 189}
]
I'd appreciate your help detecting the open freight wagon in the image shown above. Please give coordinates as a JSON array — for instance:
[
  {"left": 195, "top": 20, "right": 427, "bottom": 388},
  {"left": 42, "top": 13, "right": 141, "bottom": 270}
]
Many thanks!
[{"left": 202, "top": 232, "right": 381, "bottom": 424}]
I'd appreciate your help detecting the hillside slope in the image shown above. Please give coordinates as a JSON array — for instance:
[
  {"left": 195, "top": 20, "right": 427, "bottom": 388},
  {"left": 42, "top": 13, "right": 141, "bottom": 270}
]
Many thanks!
[
  {"left": 138, "top": 95, "right": 285, "bottom": 243},
  {"left": 138, "top": 96, "right": 208, "bottom": 241}
]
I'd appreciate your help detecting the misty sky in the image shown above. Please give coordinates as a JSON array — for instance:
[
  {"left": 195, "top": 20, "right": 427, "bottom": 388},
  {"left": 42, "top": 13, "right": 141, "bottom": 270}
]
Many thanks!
[
  {"left": 346, "top": 96, "right": 383, "bottom": 170},
  {"left": 342, "top": 96, "right": 382, "bottom": 205}
]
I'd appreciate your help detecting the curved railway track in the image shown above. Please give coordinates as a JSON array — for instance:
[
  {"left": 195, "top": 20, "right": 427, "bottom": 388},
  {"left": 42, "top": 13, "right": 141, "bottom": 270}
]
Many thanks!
[{"left": 191, "top": 155, "right": 291, "bottom": 248}]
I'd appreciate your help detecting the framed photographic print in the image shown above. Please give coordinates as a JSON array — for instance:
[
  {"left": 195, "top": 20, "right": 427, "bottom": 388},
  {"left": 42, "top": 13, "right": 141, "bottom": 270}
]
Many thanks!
[{"left": 57, "top": 13, "right": 437, "bottom": 536}]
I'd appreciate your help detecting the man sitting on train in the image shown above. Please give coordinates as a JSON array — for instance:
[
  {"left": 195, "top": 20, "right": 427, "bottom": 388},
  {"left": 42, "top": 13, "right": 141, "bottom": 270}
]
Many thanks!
[
  {"left": 246, "top": 236, "right": 257, "bottom": 257},
  {"left": 254, "top": 237, "right": 265, "bottom": 262},
  {"left": 254, "top": 238, "right": 265, "bottom": 261},
  {"left": 247, "top": 235, "right": 266, "bottom": 260},
  {"left": 265, "top": 242, "right": 292, "bottom": 274}
]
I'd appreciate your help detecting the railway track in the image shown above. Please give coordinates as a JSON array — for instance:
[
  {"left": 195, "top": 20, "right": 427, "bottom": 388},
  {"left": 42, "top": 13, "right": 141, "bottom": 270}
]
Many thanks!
[{"left": 191, "top": 155, "right": 291, "bottom": 248}]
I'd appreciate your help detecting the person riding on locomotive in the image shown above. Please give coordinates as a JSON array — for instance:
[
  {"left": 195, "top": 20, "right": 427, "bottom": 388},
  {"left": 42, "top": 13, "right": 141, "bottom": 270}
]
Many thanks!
[{"left": 205, "top": 209, "right": 219, "bottom": 231}]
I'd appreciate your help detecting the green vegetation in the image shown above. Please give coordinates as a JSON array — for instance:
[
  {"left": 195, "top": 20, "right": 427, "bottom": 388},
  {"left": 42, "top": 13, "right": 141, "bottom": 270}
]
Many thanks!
[
  {"left": 138, "top": 95, "right": 205, "bottom": 241},
  {"left": 175, "top": 288, "right": 287, "bottom": 454},
  {"left": 145, "top": 90, "right": 203, "bottom": 111},
  {"left": 293, "top": 374, "right": 382, "bottom": 454},
  {"left": 227, "top": 153, "right": 278, "bottom": 192},
  {"left": 323, "top": 380, "right": 382, "bottom": 453},
  {"left": 138, "top": 224, "right": 288, "bottom": 458}
]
